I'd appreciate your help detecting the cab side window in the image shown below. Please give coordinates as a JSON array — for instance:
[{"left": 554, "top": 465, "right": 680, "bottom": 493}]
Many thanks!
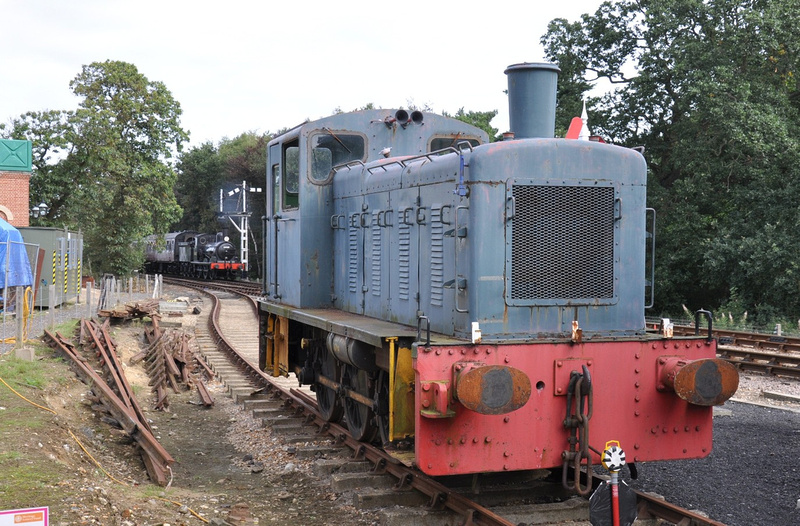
[
  {"left": 310, "top": 131, "right": 366, "bottom": 181},
  {"left": 283, "top": 140, "right": 299, "bottom": 210},
  {"left": 271, "top": 163, "right": 281, "bottom": 214}
]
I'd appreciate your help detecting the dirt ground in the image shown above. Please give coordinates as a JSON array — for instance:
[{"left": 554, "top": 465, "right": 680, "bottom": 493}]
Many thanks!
[{"left": 0, "top": 314, "right": 379, "bottom": 526}]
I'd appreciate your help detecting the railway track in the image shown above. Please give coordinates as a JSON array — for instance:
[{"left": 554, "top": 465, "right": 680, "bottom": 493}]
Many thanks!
[
  {"left": 168, "top": 278, "right": 730, "bottom": 526},
  {"left": 672, "top": 325, "right": 800, "bottom": 378}
]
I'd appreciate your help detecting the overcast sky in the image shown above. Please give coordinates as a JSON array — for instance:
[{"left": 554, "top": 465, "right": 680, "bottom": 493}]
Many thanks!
[{"left": 1, "top": 0, "right": 604, "bottom": 147}]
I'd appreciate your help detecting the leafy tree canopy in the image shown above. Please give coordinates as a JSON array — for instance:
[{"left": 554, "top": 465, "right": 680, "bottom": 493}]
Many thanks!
[
  {"left": 3, "top": 60, "right": 188, "bottom": 276},
  {"left": 542, "top": 0, "right": 800, "bottom": 325},
  {"left": 444, "top": 108, "right": 500, "bottom": 142}
]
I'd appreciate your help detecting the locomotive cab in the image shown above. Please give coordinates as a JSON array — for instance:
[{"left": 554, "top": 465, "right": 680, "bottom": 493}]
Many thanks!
[{"left": 263, "top": 110, "right": 486, "bottom": 308}]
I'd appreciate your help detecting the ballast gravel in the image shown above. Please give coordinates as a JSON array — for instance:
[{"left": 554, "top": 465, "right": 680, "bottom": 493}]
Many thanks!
[{"left": 622, "top": 374, "right": 800, "bottom": 526}]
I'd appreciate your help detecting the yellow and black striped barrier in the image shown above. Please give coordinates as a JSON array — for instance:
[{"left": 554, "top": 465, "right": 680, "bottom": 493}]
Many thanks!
[{"left": 64, "top": 252, "right": 69, "bottom": 295}]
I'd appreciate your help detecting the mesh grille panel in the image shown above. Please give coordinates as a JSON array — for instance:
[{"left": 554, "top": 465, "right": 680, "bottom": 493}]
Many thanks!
[{"left": 510, "top": 185, "right": 615, "bottom": 300}]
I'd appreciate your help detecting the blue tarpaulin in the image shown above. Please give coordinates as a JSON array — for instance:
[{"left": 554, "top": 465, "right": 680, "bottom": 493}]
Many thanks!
[{"left": 0, "top": 218, "right": 33, "bottom": 289}]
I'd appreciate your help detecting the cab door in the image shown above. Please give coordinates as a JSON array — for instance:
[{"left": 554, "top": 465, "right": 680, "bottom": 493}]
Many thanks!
[
  {"left": 268, "top": 139, "right": 301, "bottom": 305},
  {"left": 417, "top": 189, "right": 461, "bottom": 337},
  {"left": 266, "top": 145, "right": 279, "bottom": 298},
  {"left": 363, "top": 190, "right": 392, "bottom": 318}
]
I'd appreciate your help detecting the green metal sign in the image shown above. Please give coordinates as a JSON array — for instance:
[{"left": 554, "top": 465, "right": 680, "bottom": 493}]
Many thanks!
[{"left": 0, "top": 139, "right": 32, "bottom": 172}]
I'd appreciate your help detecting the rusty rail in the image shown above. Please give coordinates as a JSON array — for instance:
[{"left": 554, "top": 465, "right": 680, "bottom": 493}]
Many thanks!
[
  {"left": 674, "top": 324, "right": 800, "bottom": 352},
  {"left": 717, "top": 347, "right": 800, "bottom": 378},
  {"left": 671, "top": 325, "right": 800, "bottom": 378},
  {"left": 139, "top": 325, "right": 215, "bottom": 409},
  {"left": 83, "top": 319, "right": 155, "bottom": 433},
  {"left": 635, "top": 491, "right": 728, "bottom": 526},
  {"left": 43, "top": 329, "right": 175, "bottom": 486},
  {"left": 288, "top": 387, "right": 518, "bottom": 526}
]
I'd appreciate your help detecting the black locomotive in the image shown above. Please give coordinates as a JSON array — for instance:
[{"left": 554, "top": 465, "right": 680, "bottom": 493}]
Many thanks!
[{"left": 143, "top": 231, "right": 243, "bottom": 279}]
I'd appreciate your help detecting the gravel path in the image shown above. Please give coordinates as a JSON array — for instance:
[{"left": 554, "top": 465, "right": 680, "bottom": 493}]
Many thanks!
[{"left": 626, "top": 398, "right": 800, "bottom": 525}]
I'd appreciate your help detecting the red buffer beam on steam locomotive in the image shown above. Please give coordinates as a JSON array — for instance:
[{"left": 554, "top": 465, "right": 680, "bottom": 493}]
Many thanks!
[{"left": 210, "top": 261, "right": 244, "bottom": 271}]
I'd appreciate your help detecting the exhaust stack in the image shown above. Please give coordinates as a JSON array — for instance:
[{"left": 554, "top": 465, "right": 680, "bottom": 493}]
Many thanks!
[{"left": 504, "top": 62, "right": 560, "bottom": 139}]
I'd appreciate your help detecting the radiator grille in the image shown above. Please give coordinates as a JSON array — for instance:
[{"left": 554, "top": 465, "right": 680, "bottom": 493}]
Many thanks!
[{"left": 510, "top": 185, "right": 615, "bottom": 301}]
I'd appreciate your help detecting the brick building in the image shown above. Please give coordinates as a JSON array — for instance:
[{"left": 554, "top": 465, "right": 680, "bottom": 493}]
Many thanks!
[{"left": 0, "top": 139, "right": 32, "bottom": 227}]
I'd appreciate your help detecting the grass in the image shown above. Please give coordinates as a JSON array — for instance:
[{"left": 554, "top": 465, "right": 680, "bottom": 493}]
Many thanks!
[
  {"left": 50, "top": 318, "right": 80, "bottom": 337},
  {"left": 0, "top": 465, "right": 50, "bottom": 491},
  {"left": 0, "top": 356, "right": 48, "bottom": 389},
  {"left": 0, "top": 406, "right": 47, "bottom": 431},
  {"left": 0, "top": 351, "right": 69, "bottom": 512}
]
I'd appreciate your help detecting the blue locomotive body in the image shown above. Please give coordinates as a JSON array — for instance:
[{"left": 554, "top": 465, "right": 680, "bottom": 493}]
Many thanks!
[
  {"left": 256, "top": 64, "right": 737, "bottom": 480},
  {"left": 262, "top": 76, "right": 645, "bottom": 340}
]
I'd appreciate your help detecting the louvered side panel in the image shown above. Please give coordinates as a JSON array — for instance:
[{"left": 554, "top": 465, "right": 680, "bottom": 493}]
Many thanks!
[
  {"left": 348, "top": 217, "right": 359, "bottom": 294},
  {"left": 371, "top": 214, "right": 381, "bottom": 297},
  {"left": 430, "top": 206, "right": 444, "bottom": 307},
  {"left": 398, "top": 222, "right": 411, "bottom": 301}
]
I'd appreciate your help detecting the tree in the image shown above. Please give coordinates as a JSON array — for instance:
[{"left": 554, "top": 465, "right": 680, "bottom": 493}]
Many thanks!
[
  {"left": 175, "top": 132, "right": 269, "bottom": 278},
  {"left": 175, "top": 142, "right": 225, "bottom": 234},
  {"left": 5, "top": 60, "right": 188, "bottom": 276},
  {"left": 542, "top": 0, "right": 800, "bottom": 323},
  {"left": 446, "top": 108, "right": 500, "bottom": 142}
]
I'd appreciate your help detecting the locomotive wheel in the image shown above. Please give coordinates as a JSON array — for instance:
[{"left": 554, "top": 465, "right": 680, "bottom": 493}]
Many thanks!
[
  {"left": 375, "top": 370, "right": 391, "bottom": 446},
  {"left": 316, "top": 350, "right": 343, "bottom": 422},
  {"left": 342, "top": 364, "right": 378, "bottom": 443}
]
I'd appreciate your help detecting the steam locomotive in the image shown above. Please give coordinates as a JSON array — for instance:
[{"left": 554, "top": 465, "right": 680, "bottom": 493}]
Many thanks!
[
  {"left": 143, "top": 231, "right": 243, "bottom": 279},
  {"left": 256, "top": 63, "right": 738, "bottom": 490}
]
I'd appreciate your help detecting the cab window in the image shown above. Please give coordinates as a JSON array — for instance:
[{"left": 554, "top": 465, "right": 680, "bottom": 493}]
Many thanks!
[
  {"left": 310, "top": 131, "right": 366, "bottom": 181},
  {"left": 271, "top": 163, "right": 281, "bottom": 213},
  {"left": 283, "top": 140, "right": 299, "bottom": 210}
]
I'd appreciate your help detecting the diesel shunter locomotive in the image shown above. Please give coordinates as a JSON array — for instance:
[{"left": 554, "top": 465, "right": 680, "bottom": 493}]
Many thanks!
[{"left": 257, "top": 63, "right": 738, "bottom": 490}]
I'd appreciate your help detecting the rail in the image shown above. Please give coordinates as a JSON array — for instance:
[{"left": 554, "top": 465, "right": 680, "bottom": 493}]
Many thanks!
[
  {"left": 672, "top": 325, "right": 800, "bottom": 378},
  {"left": 43, "top": 326, "right": 175, "bottom": 486}
]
